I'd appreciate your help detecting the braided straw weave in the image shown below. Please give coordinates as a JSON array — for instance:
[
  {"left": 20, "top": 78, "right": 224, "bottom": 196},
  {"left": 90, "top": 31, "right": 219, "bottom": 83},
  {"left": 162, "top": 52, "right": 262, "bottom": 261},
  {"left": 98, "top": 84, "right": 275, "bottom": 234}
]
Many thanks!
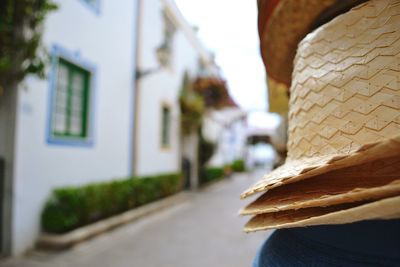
[
  {"left": 241, "top": 156, "right": 400, "bottom": 216},
  {"left": 244, "top": 196, "right": 400, "bottom": 232},
  {"left": 242, "top": 0, "right": 400, "bottom": 200},
  {"left": 259, "top": 0, "right": 336, "bottom": 85}
]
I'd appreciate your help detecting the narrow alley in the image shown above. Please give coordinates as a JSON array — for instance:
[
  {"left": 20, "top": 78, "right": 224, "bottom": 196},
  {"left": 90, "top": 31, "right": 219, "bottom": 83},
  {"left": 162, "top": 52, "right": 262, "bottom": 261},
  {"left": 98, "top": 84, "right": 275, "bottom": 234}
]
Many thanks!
[{"left": 2, "top": 170, "right": 271, "bottom": 267}]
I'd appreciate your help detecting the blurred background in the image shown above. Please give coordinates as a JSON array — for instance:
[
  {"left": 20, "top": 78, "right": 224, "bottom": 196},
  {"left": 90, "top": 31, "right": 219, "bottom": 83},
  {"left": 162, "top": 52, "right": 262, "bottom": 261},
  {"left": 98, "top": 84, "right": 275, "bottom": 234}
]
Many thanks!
[{"left": 0, "top": 0, "right": 287, "bottom": 266}]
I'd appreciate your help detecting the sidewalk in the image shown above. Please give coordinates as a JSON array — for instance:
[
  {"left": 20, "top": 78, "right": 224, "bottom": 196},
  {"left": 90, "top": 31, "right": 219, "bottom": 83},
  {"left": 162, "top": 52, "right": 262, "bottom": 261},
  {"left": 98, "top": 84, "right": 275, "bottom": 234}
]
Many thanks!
[{"left": 2, "top": 170, "right": 271, "bottom": 267}]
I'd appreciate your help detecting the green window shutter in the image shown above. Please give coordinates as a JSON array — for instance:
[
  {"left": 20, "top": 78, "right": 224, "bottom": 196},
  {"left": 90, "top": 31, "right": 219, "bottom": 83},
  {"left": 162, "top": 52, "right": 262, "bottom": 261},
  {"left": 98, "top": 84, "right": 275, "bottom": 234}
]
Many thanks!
[{"left": 52, "top": 58, "right": 90, "bottom": 139}]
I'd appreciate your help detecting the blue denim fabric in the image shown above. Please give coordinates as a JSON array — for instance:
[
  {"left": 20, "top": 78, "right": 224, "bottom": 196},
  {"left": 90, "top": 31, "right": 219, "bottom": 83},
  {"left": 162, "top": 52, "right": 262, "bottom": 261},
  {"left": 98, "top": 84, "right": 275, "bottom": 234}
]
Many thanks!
[{"left": 253, "top": 220, "right": 400, "bottom": 267}]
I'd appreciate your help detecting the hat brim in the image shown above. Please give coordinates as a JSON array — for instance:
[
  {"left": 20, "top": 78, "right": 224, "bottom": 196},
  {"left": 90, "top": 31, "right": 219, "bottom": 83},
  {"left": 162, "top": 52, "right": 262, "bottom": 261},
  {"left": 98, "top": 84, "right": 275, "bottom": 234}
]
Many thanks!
[
  {"left": 241, "top": 136, "right": 400, "bottom": 199},
  {"left": 244, "top": 195, "right": 400, "bottom": 232},
  {"left": 241, "top": 180, "right": 400, "bottom": 216},
  {"left": 241, "top": 155, "right": 400, "bottom": 215}
]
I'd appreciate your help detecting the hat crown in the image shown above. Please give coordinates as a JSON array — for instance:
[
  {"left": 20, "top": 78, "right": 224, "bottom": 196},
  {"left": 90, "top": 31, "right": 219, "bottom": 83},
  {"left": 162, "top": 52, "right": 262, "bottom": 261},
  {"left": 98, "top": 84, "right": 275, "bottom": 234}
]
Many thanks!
[{"left": 287, "top": 0, "right": 400, "bottom": 160}]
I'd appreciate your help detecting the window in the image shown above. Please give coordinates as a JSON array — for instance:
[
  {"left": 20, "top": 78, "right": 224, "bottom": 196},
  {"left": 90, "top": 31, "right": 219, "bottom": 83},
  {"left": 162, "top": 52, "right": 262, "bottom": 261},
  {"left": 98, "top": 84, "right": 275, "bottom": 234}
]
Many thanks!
[
  {"left": 51, "top": 58, "right": 91, "bottom": 139},
  {"left": 80, "top": 0, "right": 101, "bottom": 14},
  {"left": 161, "top": 105, "right": 171, "bottom": 148},
  {"left": 85, "top": 0, "right": 99, "bottom": 5}
]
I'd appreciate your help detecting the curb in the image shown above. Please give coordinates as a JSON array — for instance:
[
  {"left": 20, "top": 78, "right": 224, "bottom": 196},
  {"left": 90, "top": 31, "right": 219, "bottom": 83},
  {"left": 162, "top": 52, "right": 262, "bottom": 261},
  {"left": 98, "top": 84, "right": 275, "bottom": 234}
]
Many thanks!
[{"left": 36, "top": 192, "right": 189, "bottom": 250}]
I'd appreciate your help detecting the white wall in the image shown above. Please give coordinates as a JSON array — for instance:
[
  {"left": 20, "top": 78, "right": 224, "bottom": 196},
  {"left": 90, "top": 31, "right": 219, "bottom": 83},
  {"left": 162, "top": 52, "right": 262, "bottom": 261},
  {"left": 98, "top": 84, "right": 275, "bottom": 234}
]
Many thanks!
[
  {"left": 135, "top": 0, "right": 212, "bottom": 176},
  {"left": 204, "top": 108, "right": 248, "bottom": 167},
  {"left": 12, "top": 0, "right": 138, "bottom": 254}
]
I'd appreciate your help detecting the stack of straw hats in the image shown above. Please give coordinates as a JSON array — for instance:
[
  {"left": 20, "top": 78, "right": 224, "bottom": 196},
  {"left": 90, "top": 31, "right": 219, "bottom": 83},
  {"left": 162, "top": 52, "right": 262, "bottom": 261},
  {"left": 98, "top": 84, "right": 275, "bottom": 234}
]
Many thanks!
[{"left": 241, "top": 0, "right": 400, "bottom": 232}]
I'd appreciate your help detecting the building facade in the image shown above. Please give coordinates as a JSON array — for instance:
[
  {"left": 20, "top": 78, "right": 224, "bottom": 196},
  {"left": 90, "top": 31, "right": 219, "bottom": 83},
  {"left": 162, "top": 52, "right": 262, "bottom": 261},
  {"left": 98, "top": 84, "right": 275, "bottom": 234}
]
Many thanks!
[
  {"left": 203, "top": 108, "right": 248, "bottom": 167},
  {"left": 133, "top": 0, "right": 216, "bottom": 176},
  {"left": 0, "top": 0, "right": 139, "bottom": 255}
]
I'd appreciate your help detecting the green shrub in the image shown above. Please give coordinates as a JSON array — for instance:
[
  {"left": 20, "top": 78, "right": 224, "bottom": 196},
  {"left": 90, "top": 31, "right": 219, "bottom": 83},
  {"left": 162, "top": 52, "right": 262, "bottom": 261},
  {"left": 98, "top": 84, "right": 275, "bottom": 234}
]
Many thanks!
[
  {"left": 41, "top": 173, "right": 183, "bottom": 233},
  {"left": 200, "top": 167, "right": 224, "bottom": 184},
  {"left": 198, "top": 132, "right": 215, "bottom": 169},
  {"left": 231, "top": 159, "right": 246, "bottom": 172}
]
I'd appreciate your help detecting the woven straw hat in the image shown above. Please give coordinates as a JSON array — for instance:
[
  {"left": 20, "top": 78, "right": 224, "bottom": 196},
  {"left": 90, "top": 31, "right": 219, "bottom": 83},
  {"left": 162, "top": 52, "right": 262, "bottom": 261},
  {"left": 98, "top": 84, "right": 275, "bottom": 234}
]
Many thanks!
[
  {"left": 258, "top": 0, "right": 366, "bottom": 86},
  {"left": 241, "top": 0, "right": 400, "bottom": 231},
  {"left": 245, "top": 196, "right": 400, "bottom": 232},
  {"left": 259, "top": 0, "right": 330, "bottom": 86}
]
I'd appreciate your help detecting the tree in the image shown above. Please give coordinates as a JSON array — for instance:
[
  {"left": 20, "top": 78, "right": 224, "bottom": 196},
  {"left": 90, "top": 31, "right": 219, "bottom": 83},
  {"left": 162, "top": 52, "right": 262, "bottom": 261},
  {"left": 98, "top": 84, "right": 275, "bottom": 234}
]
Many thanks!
[
  {"left": 0, "top": 1, "right": 56, "bottom": 254},
  {"left": 0, "top": 0, "right": 57, "bottom": 94}
]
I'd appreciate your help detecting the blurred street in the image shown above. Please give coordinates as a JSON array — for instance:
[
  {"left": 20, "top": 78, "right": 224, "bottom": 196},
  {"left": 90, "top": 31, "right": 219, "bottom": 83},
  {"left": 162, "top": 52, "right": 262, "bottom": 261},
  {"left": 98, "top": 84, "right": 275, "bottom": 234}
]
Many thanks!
[{"left": 1, "top": 170, "right": 271, "bottom": 267}]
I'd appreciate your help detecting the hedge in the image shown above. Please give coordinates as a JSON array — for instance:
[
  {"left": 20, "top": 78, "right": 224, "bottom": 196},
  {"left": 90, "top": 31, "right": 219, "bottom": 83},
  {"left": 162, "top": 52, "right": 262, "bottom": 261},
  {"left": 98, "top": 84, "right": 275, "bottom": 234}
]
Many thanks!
[
  {"left": 41, "top": 173, "right": 183, "bottom": 234},
  {"left": 200, "top": 167, "right": 224, "bottom": 184},
  {"left": 231, "top": 159, "right": 246, "bottom": 172}
]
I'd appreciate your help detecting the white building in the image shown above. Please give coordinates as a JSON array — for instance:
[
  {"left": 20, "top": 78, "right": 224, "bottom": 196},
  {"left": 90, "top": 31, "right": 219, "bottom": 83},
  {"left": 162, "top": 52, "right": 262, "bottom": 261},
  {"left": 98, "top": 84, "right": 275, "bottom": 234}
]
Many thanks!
[
  {"left": 203, "top": 107, "right": 248, "bottom": 167},
  {"left": 0, "top": 0, "right": 139, "bottom": 256},
  {"left": 133, "top": 0, "right": 216, "bottom": 176}
]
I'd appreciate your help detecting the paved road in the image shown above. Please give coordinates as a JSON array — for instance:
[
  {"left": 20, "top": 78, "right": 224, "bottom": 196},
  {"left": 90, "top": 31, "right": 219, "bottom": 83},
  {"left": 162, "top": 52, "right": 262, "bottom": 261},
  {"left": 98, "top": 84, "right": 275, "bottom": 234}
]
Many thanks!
[{"left": 2, "top": 170, "right": 271, "bottom": 267}]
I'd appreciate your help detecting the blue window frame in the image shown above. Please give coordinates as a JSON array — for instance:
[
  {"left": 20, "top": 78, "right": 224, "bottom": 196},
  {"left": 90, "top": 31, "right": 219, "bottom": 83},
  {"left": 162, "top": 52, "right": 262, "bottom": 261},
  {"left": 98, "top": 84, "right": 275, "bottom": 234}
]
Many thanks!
[
  {"left": 47, "top": 44, "right": 97, "bottom": 147},
  {"left": 79, "top": 0, "right": 101, "bottom": 15}
]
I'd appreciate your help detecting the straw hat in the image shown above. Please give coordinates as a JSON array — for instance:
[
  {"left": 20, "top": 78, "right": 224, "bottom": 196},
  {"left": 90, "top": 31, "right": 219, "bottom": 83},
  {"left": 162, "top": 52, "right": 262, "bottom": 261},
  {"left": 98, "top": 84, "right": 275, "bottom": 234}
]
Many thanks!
[
  {"left": 242, "top": 0, "right": 400, "bottom": 231},
  {"left": 259, "top": 0, "right": 369, "bottom": 114},
  {"left": 257, "top": 0, "right": 367, "bottom": 86},
  {"left": 245, "top": 196, "right": 400, "bottom": 232}
]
